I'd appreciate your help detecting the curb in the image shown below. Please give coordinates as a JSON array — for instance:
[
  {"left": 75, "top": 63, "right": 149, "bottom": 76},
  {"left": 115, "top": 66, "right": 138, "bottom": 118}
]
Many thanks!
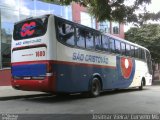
[
  {"left": 0, "top": 86, "right": 54, "bottom": 101},
  {"left": 0, "top": 93, "right": 53, "bottom": 101},
  {"left": 152, "top": 80, "right": 160, "bottom": 86}
]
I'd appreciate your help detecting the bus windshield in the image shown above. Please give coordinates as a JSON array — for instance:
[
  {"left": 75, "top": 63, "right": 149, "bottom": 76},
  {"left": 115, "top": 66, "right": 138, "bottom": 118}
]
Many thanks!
[{"left": 13, "top": 15, "right": 49, "bottom": 40}]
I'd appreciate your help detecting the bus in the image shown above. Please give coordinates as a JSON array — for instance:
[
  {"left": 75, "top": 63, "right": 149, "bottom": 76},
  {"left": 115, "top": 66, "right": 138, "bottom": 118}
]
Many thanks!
[{"left": 11, "top": 14, "right": 152, "bottom": 97}]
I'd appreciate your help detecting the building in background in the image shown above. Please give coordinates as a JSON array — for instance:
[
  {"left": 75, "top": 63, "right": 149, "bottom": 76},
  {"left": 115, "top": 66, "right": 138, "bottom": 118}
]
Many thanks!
[
  {"left": 0, "top": 0, "right": 72, "bottom": 69},
  {"left": 72, "top": 3, "right": 124, "bottom": 39},
  {"left": 0, "top": 0, "right": 125, "bottom": 86},
  {"left": 0, "top": 0, "right": 72, "bottom": 86}
]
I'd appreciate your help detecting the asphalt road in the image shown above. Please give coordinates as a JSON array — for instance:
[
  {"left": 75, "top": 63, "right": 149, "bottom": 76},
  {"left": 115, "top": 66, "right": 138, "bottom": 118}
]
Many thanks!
[{"left": 0, "top": 86, "right": 160, "bottom": 114}]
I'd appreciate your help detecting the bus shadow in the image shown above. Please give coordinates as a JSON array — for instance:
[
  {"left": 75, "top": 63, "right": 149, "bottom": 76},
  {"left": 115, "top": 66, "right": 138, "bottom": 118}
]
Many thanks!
[
  {"left": 101, "top": 87, "right": 149, "bottom": 96},
  {"left": 24, "top": 93, "right": 90, "bottom": 103},
  {"left": 24, "top": 88, "right": 150, "bottom": 103}
]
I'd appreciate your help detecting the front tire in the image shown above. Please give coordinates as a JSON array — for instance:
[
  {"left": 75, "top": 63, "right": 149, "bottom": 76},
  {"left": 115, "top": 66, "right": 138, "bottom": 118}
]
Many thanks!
[
  {"left": 139, "top": 80, "right": 144, "bottom": 90},
  {"left": 89, "top": 77, "right": 101, "bottom": 97}
]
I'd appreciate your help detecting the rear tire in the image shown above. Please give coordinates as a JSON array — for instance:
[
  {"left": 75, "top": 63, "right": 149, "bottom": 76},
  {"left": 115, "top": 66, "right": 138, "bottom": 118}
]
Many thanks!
[{"left": 88, "top": 77, "right": 101, "bottom": 97}]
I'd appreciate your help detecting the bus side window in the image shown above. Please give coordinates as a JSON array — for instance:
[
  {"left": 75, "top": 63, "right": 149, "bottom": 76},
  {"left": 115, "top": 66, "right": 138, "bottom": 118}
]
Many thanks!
[
  {"left": 135, "top": 47, "right": 139, "bottom": 58},
  {"left": 121, "top": 42, "right": 126, "bottom": 55},
  {"left": 102, "top": 35, "right": 109, "bottom": 51},
  {"left": 86, "top": 31, "right": 94, "bottom": 49},
  {"left": 146, "top": 51, "right": 152, "bottom": 74},
  {"left": 76, "top": 28, "right": 85, "bottom": 48},
  {"left": 109, "top": 38, "right": 115, "bottom": 53},
  {"left": 138, "top": 48, "right": 142, "bottom": 59},
  {"left": 142, "top": 49, "right": 145, "bottom": 60},
  {"left": 130, "top": 46, "right": 135, "bottom": 57},
  {"left": 95, "top": 34, "right": 102, "bottom": 50},
  {"left": 57, "top": 22, "right": 75, "bottom": 46},
  {"left": 126, "top": 44, "right": 130, "bottom": 56},
  {"left": 115, "top": 40, "right": 121, "bottom": 54}
]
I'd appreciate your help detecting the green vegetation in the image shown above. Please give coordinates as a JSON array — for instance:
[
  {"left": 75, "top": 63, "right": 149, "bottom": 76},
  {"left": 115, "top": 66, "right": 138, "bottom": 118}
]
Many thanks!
[{"left": 44, "top": 0, "right": 160, "bottom": 25}]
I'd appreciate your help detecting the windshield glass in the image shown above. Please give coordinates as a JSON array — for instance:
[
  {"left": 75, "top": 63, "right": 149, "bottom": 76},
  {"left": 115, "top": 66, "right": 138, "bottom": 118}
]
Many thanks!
[{"left": 13, "top": 15, "right": 49, "bottom": 40}]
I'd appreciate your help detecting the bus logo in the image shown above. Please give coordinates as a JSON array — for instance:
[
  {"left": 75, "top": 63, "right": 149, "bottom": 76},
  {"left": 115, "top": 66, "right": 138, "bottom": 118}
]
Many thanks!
[
  {"left": 120, "top": 57, "right": 133, "bottom": 79},
  {"left": 20, "top": 22, "right": 36, "bottom": 37}
]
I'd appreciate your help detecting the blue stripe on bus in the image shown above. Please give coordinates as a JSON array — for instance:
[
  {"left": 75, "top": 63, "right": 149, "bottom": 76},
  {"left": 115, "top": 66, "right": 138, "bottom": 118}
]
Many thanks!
[
  {"left": 53, "top": 63, "right": 117, "bottom": 92},
  {"left": 12, "top": 64, "right": 47, "bottom": 77}
]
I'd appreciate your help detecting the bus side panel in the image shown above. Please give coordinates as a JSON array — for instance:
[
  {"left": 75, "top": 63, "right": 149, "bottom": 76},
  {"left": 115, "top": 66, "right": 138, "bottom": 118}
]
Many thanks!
[
  {"left": 129, "top": 60, "right": 152, "bottom": 87},
  {"left": 113, "top": 56, "right": 136, "bottom": 89},
  {"left": 102, "top": 66, "right": 117, "bottom": 89},
  {"left": 54, "top": 61, "right": 116, "bottom": 93},
  {"left": 55, "top": 42, "right": 152, "bottom": 92},
  {"left": 55, "top": 42, "right": 118, "bottom": 92},
  {"left": 129, "top": 60, "right": 143, "bottom": 87}
]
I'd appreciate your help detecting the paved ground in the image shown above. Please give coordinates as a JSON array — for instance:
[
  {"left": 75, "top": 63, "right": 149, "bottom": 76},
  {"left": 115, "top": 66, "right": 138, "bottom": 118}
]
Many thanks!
[
  {"left": 0, "top": 80, "right": 159, "bottom": 100},
  {"left": 0, "top": 82, "right": 160, "bottom": 120},
  {"left": 0, "top": 86, "right": 48, "bottom": 100},
  {"left": 0, "top": 84, "right": 160, "bottom": 114}
]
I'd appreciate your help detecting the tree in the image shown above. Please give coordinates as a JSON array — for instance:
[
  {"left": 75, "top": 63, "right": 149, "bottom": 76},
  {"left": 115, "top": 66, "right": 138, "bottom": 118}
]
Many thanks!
[
  {"left": 125, "top": 24, "right": 160, "bottom": 63},
  {"left": 43, "top": 0, "right": 160, "bottom": 25}
]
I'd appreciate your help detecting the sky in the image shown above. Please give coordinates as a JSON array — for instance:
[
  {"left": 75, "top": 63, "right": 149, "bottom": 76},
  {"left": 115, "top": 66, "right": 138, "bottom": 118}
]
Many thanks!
[
  {"left": 147, "top": 0, "right": 160, "bottom": 13},
  {"left": 125, "top": 0, "right": 160, "bottom": 31},
  {"left": 1, "top": 0, "right": 159, "bottom": 32}
]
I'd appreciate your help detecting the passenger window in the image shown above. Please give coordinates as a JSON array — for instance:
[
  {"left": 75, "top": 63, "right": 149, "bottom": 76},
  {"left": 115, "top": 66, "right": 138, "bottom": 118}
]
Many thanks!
[
  {"left": 57, "top": 22, "right": 75, "bottom": 46},
  {"left": 142, "top": 49, "right": 145, "bottom": 60},
  {"left": 138, "top": 48, "right": 142, "bottom": 59},
  {"left": 121, "top": 42, "right": 126, "bottom": 55},
  {"left": 115, "top": 40, "right": 121, "bottom": 54},
  {"left": 109, "top": 38, "right": 115, "bottom": 53},
  {"left": 95, "top": 34, "right": 102, "bottom": 50},
  {"left": 86, "top": 31, "right": 94, "bottom": 49},
  {"left": 146, "top": 51, "right": 152, "bottom": 74},
  {"left": 135, "top": 47, "right": 139, "bottom": 58},
  {"left": 130, "top": 46, "right": 135, "bottom": 57},
  {"left": 126, "top": 44, "right": 130, "bottom": 56},
  {"left": 76, "top": 28, "right": 85, "bottom": 48},
  {"left": 102, "top": 35, "right": 109, "bottom": 51}
]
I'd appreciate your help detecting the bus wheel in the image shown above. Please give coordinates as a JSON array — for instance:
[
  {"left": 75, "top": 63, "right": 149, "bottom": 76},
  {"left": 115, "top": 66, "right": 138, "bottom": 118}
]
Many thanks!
[
  {"left": 139, "top": 80, "right": 144, "bottom": 90},
  {"left": 89, "top": 77, "right": 101, "bottom": 97}
]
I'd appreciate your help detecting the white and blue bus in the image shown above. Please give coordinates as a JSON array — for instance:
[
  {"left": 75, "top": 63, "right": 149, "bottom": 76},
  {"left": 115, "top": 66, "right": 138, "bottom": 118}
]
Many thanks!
[{"left": 11, "top": 14, "right": 152, "bottom": 97}]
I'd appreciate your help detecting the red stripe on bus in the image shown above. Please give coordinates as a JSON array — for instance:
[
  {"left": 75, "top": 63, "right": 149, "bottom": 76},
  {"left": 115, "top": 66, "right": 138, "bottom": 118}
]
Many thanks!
[{"left": 11, "top": 60, "right": 49, "bottom": 66}]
